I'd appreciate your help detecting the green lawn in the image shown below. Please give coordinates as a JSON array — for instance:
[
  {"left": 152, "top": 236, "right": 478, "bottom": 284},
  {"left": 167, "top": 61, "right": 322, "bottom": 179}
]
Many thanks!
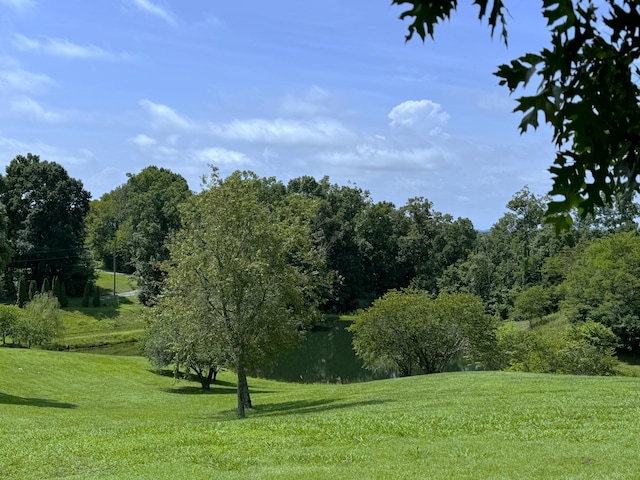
[
  {"left": 2, "top": 348, "right": 640, "bottom": 479},
  {"left": 95, "top": 270, "right": 137, "bottom": 297}
]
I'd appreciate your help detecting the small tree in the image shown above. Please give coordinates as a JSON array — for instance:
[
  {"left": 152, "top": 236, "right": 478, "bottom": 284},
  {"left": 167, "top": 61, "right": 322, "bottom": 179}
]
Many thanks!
[
  {"left": 0, "top": 304, "right": 21, "bottom": 345},
  {"left": 58, "top": 281, "right": 69, "bottom": 308},
  {"left": 350, "top": 290, "right": 497, "bottom": 376},
  {"left": 28, "top": 280, "right": 37, "bottom": 300},
  {"left": 92, "top": 285, "right": 101, "bottom": 307},
  {"left": 40, "top": 277, "right": 51, "bottom": 294},
  {"left": 52, "top": 276, "right": 61, "bottom": 299},
  {"left": 17, "top": 277, "right": 28, "bottom": 308},
  {"left": 12, "top": 292, "right": 62, "bottom": 348},
  {"left": 81, "top": 282, "right": 91, "bottom": 307}
]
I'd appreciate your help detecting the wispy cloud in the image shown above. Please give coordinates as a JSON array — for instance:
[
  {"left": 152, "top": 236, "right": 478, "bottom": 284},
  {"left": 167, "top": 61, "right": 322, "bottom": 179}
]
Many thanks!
[
  {"left": 10, "top": 96, "right": 63, "bottom": 122},
  {"left": 130, "top": 0, "right": 176, "bottom": 25},
  {"left": 0, "top": 68, "right": 54, "bottom": 93},
  {"left": 209, "top": 118, "right": 356, "bottom": 146},
  {"left": 0, "top": 0, "right": 34, "bottom": 11},
  {"left": 11, "top": 34, "right": 129, "bottom": 61},
  {"left": 190, "top": 147, "right": 252, "bottom": 166},
  {"left": 139, "top": 100, "right": 194, "bottom": 131}
]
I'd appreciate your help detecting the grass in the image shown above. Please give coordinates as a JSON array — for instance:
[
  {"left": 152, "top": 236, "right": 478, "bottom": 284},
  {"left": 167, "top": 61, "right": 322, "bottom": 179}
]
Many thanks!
[
  {"left": 3, "top": 348, "right": 640, "bottom": 479},
  {"left": 95, "top": 270, "right": 137, "bottom": 297}
]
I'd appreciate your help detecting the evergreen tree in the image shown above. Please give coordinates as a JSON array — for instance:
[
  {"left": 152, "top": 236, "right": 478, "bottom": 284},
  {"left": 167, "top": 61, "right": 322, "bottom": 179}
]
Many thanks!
[
  {"left": 59, "top": 281, "right": 69, "bottom": 308},
  {"left": 28, "top": 280, "right": 37, "bottom": 300},
  {"left": 81, "top": 282, "right": 91, "bottom": 308},
  {"left": 41, "top": 277, "right": 51, "bottom": 294},
  {"left": 92, "top": 285, "right": 101, "bottom": 307},
  {"left": 17, "top": 277, "right": 27, "bottom": 308},
  {"left": 52, "top": 276, "right": 61, "bottom": 299}
]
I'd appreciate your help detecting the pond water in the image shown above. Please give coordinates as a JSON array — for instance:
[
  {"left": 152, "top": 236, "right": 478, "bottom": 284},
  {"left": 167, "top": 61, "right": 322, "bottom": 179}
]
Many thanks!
[{"left": 75, "top": 320, "right": 474, "bottom": 383}]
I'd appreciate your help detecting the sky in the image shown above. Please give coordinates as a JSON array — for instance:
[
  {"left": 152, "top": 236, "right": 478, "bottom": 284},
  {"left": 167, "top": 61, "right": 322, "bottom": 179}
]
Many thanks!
[{"left": 0, "top": 0, "right": 558, "bottom": 230}]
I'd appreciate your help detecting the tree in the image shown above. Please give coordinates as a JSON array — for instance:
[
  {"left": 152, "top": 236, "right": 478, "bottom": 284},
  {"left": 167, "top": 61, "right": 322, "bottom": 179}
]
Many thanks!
[
  {"left": 28, "top": 279, "right": 37, "bottom": 301},
  {"left": 17, "top": 277, "right": 27, "bottom": 307},
  {"left": 41, "top": 277, "right": 51, "bottom": 295},
  {"left": 11, "top": 292, "right": 62, "bottom": 348},
  {"left": 0, "top": 304, "right": 21, "bottom": 345},
  {"left": 349, "top": 290, "right": 497, "bottom": 376},
  {"left": 560, "top": 231, "right": 640, "bottom": 349},
  {"left": 158, "top": 169, "right": 320, "bottom": 418},
  {"left": 86, "top": 166, "right": 192, "bottom": 305},
  {"left": 394, "top": 0, "right": 640, "bottom": 230},
  {"left": 0, "top": 153, "right": 92, "bottom": 294},
  {"left": 145, "top": 295, "right": 225, "bottom": 390}
]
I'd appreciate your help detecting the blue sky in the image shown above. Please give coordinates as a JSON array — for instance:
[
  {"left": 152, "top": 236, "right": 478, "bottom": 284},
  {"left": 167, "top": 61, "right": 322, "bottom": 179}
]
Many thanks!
[{"left": 0, "top": 0, "right": 556, "bottom": 229}]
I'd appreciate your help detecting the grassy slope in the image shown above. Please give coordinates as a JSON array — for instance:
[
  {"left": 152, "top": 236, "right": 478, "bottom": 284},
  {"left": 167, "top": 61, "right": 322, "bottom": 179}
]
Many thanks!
[{"left": 2, "top": 349, "right": 640, "bottom": 479}]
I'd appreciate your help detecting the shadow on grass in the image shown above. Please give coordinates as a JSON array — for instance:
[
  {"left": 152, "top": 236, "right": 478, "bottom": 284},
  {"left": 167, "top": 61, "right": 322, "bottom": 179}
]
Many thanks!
[
  {"left": 63, "top": 296, "right": 136, "bottom": 320},
  {"left": 252, "top": 398, "right": 391, "bottom": 417},
  {"left": 164, "top": 383, "right": 276, "bottom": 395},
  {"left": 0, "top": 392, "right": 76, "bottom": 409}
]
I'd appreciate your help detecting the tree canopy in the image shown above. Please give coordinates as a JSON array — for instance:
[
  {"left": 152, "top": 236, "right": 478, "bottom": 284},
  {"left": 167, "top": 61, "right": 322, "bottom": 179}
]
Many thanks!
[
  {"left": 394, "top": 0, "right": 640, "bottom": 230},
  {"left": 0, "top": 153, "right": 91, "bottom": 294}
]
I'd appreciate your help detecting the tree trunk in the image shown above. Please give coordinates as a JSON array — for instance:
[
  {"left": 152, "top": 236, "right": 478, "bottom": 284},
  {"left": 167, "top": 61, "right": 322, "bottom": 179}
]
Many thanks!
[{"left": 236, "top": 361, "right": 252, "bottom": 418}]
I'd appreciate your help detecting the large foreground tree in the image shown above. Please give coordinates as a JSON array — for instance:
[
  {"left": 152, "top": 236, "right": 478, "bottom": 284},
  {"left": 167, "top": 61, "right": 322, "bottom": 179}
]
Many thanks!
[
  {"left": 394, "top": 0, "right": 640, "bottom": 230},
  {"left": 157, "top": 169, "right": 320, "bottom": 418}
]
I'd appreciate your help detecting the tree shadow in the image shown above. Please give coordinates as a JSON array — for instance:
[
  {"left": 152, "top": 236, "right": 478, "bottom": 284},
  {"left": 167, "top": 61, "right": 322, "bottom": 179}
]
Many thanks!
[
  {"left": 209, "top": 398, "right": 392, "bottom": 420},
  {"left": 164, "top": 383, "right": 275, "bottom": 395},
  {"left": 0, "top": 392, "right": 76, "bottom": 409},
  {"left": 252, "top": 398, "right": 391, "bottom": 417},
  {"left": 63, "top": 296, "right": 135, "bottom": 320}
]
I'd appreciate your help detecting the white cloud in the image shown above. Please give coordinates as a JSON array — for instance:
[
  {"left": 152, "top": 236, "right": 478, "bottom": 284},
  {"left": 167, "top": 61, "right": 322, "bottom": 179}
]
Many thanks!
[
  {"left": 11, "top": 96, "right": 62, "bottom": 122},
  {"left": 0, "top": 68, "right": 54, "bottom": 93},
  {"left": 190, "top": 147, "right": 251, "bottom": 166},
  {"left": 318, "top": 143, "right": 443, "bottom": 172},
  {"left": 139, "top": 100, "right": 193, "bottom": 131},
  {"left": 388, "top": 99, "right": 450, "bottom": 135},
  {"left": 11, "top": 34, "right": 129, "bottom": 61},
  {"left": 130, "top": 134, "right": 157, "bottom": 147},
  {"left": 130, "top": 0, "right": 176, "bottom": 25},
  {"left": 209, "top": 118, "right": 355, "bottom": 146}
]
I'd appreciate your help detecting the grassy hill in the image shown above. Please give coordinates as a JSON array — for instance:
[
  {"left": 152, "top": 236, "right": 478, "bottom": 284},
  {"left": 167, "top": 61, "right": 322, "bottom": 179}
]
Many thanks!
[{"left": 2, "top": 348, "right": 640, "bottom": 479}]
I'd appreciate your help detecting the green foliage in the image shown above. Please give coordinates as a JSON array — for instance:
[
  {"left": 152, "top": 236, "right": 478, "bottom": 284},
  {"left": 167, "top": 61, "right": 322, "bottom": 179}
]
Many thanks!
[
  {"left": 349, "top": 290, "right": 497, "bottom": 375},
  {"left": 0, "top": 304, "right": 21, "bottom": 344},
  {"left": 11, "top": 292, "right": 62, "bottom": 348},
  {"left": 17, "top": 277, "right": 27, "bottom": 308},
  {"left": 394, "top": 1, "right": 640, "bottom": 230},
  {"left": 86, "top": 166, "right": 192, "bottom": 305},
  {"left": 40, "top": 277, "right": 50, "bottom": 294},
  {"left": 58, "top": 281, "right": 69, "bottom": 308},
  {"left": 81, "top": 282, "right": 91, "bottom": 308},
  {"left": 92, "top": 285, "right": 101, "bottom": 307},
  {"left": 27, "top": 279, "right": 37, "bottom": 300},
  {"left": 495, "top": 320, "right": 618, "bottom": 375},
  {"left": 0, "top": 153, "right": 92, "bottom": 294},
  {"left": 513, "top": 285, "right": 558, "bottom": 323},
  {"left": 160, "top": 168, "right": 321, "bottom": 417},
  {"left": 560, "top": 232, "right": 640, "bottom": 349}
]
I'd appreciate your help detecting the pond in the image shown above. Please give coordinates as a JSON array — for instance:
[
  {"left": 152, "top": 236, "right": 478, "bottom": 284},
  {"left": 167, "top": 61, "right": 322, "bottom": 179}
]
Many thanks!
[{"left": 75, "top": 319, "right": 474, "bottom": 383}]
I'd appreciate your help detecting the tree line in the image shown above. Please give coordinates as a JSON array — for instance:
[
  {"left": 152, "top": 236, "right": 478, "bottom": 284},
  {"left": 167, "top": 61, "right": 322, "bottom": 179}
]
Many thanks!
[{"left": 2, "top": 153, "right": 639, "bottom": 417}]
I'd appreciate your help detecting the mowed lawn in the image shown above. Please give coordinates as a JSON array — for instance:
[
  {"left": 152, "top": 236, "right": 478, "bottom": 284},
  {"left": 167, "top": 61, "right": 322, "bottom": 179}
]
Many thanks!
[{"left": 3, "top": 349, "right": 640, "bottom": 479}]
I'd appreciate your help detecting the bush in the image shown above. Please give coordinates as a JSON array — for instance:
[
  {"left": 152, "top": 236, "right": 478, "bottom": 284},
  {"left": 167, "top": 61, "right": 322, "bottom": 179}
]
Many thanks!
[
  {"left": 0, "top": 304, "right": 22, "bottom": 345},
  {"left": 11, "top": 292, "right": 62, "bottom": 348},
  {"left": 28, "top": 280, "right": 37, "bottom": 300}
]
